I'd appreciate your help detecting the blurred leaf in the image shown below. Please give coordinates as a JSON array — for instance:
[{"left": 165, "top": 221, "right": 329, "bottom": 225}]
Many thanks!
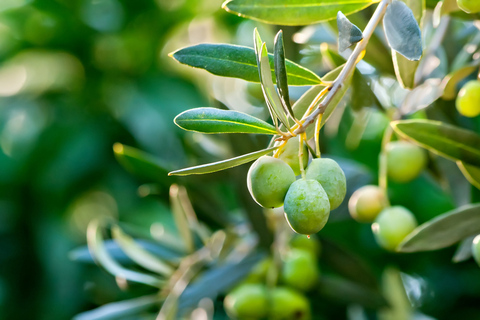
[
  {"left": 87, "top": 220, "right": 164, "bottom": 287},
  {"left": 318, "top": 275, "right": 389, "bottom": 309},
  {"left": 274, "top": 30, "right": 295, "bottom": 119},
  {"left": 113, "top": 143, "right": 171, "bottom": 182},
  {"left": 383, "top": 1, "right": 423, "bottom": 61},
  {"left": 378, "top": 268, "right": 411, "bottom": 320},
  {"left": 170, "top": 44, "right": 322, "bottom": 85},
  {"left": 442, "top": 65, "right": 478, "bottom": 100},
  {"left": 222, "top": 0, "right": 380, "bottom": 26},
  {"left": 452, "top": 235, "right": 475, "bottom": 263},
  {"left": 398, "top": 203, "right": 480, "bottom": 252},
  {"left": 174, "top": 107, "right": 276, "bottom": 135},
  {"left": 337, "top": 12, "right": 363, "bottom": 52},
  {"left": 70, "top": 240, "right": 183, "bottom": 264},
  {"left": 73, "top": 295, "right": 159, "bottom": 320},
  {"left": 256, "top": 37, "right": 290, "bottom": 128},
  {"left": 457, "top": 162, "right": 480, "bottom": 190},
  {"left": 168, "top": 146, "right": 278, "bottom": 176},
  {"left": 392, "top": 120, "right": 480, "bottom": 167},
  {"left": 169, "top": 184, "right": 195, "bottom": 253},
  {"left": 111, "top": 225, "right": 174, "bottom": 276},
  {"left": 400, "top": 78, "right": 444, "bottom": 115}
]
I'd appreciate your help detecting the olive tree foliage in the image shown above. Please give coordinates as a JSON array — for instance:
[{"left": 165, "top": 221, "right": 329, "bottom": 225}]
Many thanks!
[{"left": 73, "top": 0, "right": 480, "bottom": 319}]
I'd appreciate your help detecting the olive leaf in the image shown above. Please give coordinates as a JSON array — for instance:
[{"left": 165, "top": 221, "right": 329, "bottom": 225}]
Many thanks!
[
  {"left": 457, "top": 162, "right": 480, "bottom": 190},
  {"left": 274, "top": 30, "right": 295, "bottom": 120},
  {"left": 337, "top": 11, "right": 363, "bottom": 52}
]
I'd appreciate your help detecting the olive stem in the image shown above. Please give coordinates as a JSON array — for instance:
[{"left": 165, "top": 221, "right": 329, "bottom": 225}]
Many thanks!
[{"left": 314, "top": 114, "right": 323, "bottom": 158}]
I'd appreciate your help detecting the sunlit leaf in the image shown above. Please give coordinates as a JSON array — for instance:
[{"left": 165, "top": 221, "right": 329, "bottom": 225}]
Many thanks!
[
  {"left": 383, "top": 1, "right": 423, "bottom": 61},
  {"left": 274, "top": 30, "right": 295, "bottom": 119},
  {"left": 87, "top": 220, "right": 164, "bottom": 287},
  {"left": 222, "top": 0, "right": 380, "bottom": 26},
  {"left": 174, "top": 108, "right": 276, "bottom": 135},
  {"left": 457, "top": 162, "right": 480, "bottom": 190},
  {"left": 442, "top": 64, "right": 478, "bottom": 100},
  {"left": 111, "top": 225, "right": 174, "bottom": 276},
  {"left": 168, "top": 146, "right": 278, "bottom": 176},
  {"left": 399, "top": 78, "right": 444, "bottom": 115},
  {"left": 391, "top": 120, "right": 480, "bottom": 167},
  {"left": 170, "top": 44, "right": 322, "bottom": 85},
  {"left": 337, "top": 11, "right": 363, "bottom": 52},
  {"left": 398, "top": 204, "right": 480, "bottom": 252}
]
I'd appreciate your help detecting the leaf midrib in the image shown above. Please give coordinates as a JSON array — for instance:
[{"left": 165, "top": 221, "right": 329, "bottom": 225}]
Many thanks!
[
  {"left": 228, "top": 1, "right": 377, "bottom": 9},
  {"left": 178, "top": 118, "right": 275, "bottom": 133}
]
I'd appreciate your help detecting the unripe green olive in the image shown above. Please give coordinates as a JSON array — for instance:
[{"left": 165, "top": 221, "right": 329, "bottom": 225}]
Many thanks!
[
  {"left": 223, "top": 283, "right": 268, "bottom": 319},
  {"left": 305, "top": 158, "right": 346, "bottom": 210},
  {"left": 290, "top": 234, "right": 321, "bottom": 257},
  {"left": 242, "top": 257, "right": 272, "bottom": 284},
  {"left": 348, "top": 185, "right": 388, "bottom": 223},
  {"left": 372, "top": 206, "right": 417, "bottom": 251},
  {"left": 270, "top": 287, "right": 311, "bottom": 320},
  {"left": 457, "top": 0, "right": 480, "bottom": 13},
  {"left": 276, "top": 138, "right": 309, "bottom": 176},
  {"left": 456, "top": 80, "right": 480, "bottom": 117},
  {"left": 281, "top": 249, "right": 319, "bottom": 291},
  {"left": 247, "top": 156, "right": 296, "bottom": 208},
  {"left": 386, "top": 141, "right": 427, "bottom": 183},
  {"left": 284, "top": 179, "right": 330, "bottom": 235},
  {"left": 471, "top": 235, "right": 480, "bottom": 267}
]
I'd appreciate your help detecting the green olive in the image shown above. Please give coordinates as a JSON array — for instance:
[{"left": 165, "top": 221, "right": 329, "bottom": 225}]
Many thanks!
[
  {"left": 348, "top": 185, "right": 389, "bottom": 223},
  {"left": 372, "top": 206, "right": 418, "bottom": 251},
  {"left": 281, "top": 249, "right": 319, "bottom": 291},
  {"left": 270, "top": 287, "right": 311, "bottom": 320},
  {"left": 223, "top": 283, "right": 268, "bottom": 319},
  {"left": 457, "top": 0, "right": 480, "bottom": 13},
  {"left": 456, "top": 80, "right": 480, "bottom": 117},
  {"left": 471, "top": 235, "right": 480, "bottom": 267},
  {"left": 290, "top": 234, "right": 321, "bottom": 257},
  {"left": 276, "top": 138, "right": 309, "bottom": 176},
  {"left": 284, "top": 179, "right": 330, "bottom": 235},
  {"left": 305, "top": 158, "right": 346, "bottom": 210},
  {"left": 247, "top": 156, "right": 296, "bottom": 208},
  {"left": 386, "top": 141, "right": 427, "bottom": 183}
]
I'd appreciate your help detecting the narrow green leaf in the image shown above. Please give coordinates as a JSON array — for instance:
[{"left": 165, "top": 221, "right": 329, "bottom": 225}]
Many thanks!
[
  {"left": 111, "top": 226, "right": 174, "bottom": 277},
  {"left": 168, "top": 147, "right": 278, "bottom": 176},
  {"left": 170, "top": 44, "right": 322, "bottom": 86},
  {"left": 452, "top": 235, "right": 474, "bottom": 263},
  {"left": 399, "top": 78, "right": 444, "bottom": 115},
  {"left": 87, "top": 220, "right": 164, "bottom": 287},
  {"left": 113, "top": 143, "right": 171, "bottom": 182},
  {"left": 442, "top": 65, "right": 478, "bottom": 100},
  {"left": 383, "top": 1, "right": 423, "bottom": 61},
  {"left": 398, "top": 204, "right": 480, "bottom": 252},
  {"left": 457, "top": 162, "right": 480, "bottom": 190},
  {"left": 174, "top": 108, "right": 276, "bottom": 135},
  {"left": 73, "top": 295, "right": 159, "bottom": 320},
  {"left": 378, "top": 268, "right": 411, "bottom": 320},
  {"left": 169, "top": 184, "right": 195, "bottom": 254},
  {"left": 259, "top": 42, "right": 291, "bottom": 128},
  {"left": 391, "top": 120, "right": 480, "bottom": 167},
  {"left": 337, "top": 11, "right": 363, "bottom": 52},
  {"left": 222, "top": 0, "right": 380, "bottom": 26},
  {"left": 274, "top": 30, "right": 295, "bottom": 120}
]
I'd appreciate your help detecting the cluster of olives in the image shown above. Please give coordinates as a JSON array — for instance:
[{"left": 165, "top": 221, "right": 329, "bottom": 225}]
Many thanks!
[
  {"left": 348, "top": 140, "right": 426, "bottom": 251},
  {"left": 247, "top": 139, "right": 346, "bottom": 235},
  {"left": 456, "top": 80, "right": 480, "bottom": 118},
  {"left": 223, "top": 235, "right": 321, "bottom": 319}
]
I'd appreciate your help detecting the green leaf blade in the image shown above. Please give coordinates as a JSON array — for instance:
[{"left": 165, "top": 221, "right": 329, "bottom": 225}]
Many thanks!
[
  {"left": 398, "top": 204, "right": 480, "bottom": 252},
  {"left": 170, "top": 43, "right": 322, "bottom": 86},
  {"left": 274, "top": 30, "right": 295, "bottom": 119},
  {"left": 168, "top": 147, "right": 278, "bottom": 176},
  {"left": 457, "top": 161, "right": 480, "bottom": 190},
  {"left": 222, "top": 0, "right": 380, "bottom": 26},
  {"left": 337, "top": 11, "right": 363, "bottom": 52},
  {"left": 174, "top": 108, "right": 277, "bottom": 134},
  {"left": 392, "top": 119, "right": 480, "bottom": 167}
]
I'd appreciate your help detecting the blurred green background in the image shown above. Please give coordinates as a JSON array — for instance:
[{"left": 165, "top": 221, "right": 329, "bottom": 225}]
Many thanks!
[{"left": 1, "top": 0, "right": 480, "bottom": 319}]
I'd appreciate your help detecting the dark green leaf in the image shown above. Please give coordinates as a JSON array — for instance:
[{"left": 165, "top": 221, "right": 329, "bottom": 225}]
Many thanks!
[
  {"left": 337, "top": 11, "right": 363, "bottom": 52},
  {"left": 174, "top": 108, "right": 276, "bottom": 135},
  {"left": 458, "top": 162, "right": 480, "bottom": 190},
  {"left": 383, "top": 1, "right": 423, "bottom": 61},
  {"left": 168, "top": 146, "right": 278, "bottom": 176},
  {"left": 170, "top": 44, "right": 322, "bottom": 86},
  {"left": 398, "top": 203, "right": 480, "bottom": 252},
  {"left": 113, "top": 143, "right": 171, "bottom": 182},
  {"left": 391, "top": 120, "right": 480, "bottom": 167},
  {"left": 274, "top": 30, "right": 295, "bottom": 119},
  {"left": 222, "top": 0, "right": 380, "bottom": 26}
]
